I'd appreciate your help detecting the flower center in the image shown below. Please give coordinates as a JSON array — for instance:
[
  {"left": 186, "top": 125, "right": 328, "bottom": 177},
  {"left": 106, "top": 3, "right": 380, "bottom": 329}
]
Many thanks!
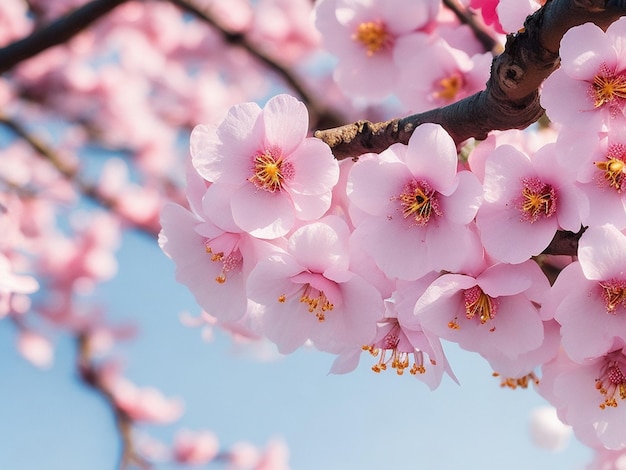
[
  {"left": 204, "top": 240, "right": 243, "bottom": 284},
  {"left": 278, "top": 284, "right": 334, "bottom": 322},
  {"left": 396, "top": 179, "right": 441, "bottom": 225},
  {"left": 464, "top": 285, "right": 497, "bottom": 324},
  {"left": 591, "top": 65, "right": 626, "bottom": 108},
  {"left": 249, "top": 146, "right": 294, "bottom": 192},
  {"left": 435, "top": 73, "right": 463, "bottom": 101},
  {"left": 595, "top": 357, "right": 626, "bottom": 409},
  {"left": 517, "top": 176, "right": 557, "bottom": 223},
  {"left": 362, "top": 326, "right": 427, "bottom": 376},
  {"left": 353, "top": 21, "right": 393, "bottom": 56},
  {"left": 595, "top": 144, "right": 626, "bottom": 192},
  {"left": 599, "top": 278, "right": 626, "bottom": 313}
]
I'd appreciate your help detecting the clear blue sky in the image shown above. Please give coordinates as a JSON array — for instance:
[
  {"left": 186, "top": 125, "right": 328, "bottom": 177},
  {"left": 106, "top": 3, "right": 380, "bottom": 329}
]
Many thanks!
[{"left": 0, "top": 228, "right": 594, "bottom": 469}]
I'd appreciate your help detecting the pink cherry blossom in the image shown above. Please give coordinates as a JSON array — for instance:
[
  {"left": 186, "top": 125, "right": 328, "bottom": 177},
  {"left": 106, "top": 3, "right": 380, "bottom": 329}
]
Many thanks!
[
  {"left": 476, "top": 143, "right": 581, "bottom": 264},
  {"left": 0, "top": 252, "right": 38, "bottom": 317},
  {"left": 415, "top": 260, "right": 550, "bottom": 362},
  {"left": 547, "top": 225, "right": 626, "bottom": 363},
  {"left": 468, "top": 0, "right": 505, "bottom": 34},
  {"left": 314, "top": 0, "right": 440, "bottom": 101},
  {"left": 347, "top": 123, "right": 483, "bottom": 280},
  {"left": 246, "top": 216, "right": 383, "bottom": 354},
  {"left": 173, "top": 429, "right": 219, "bottom": 465},
  {"left": 496, "top": 0, "right": 544, "bottom": 33},
  {"left": 394, "top": 34, "right": 491, "bottom": 113},
  {"left": 528, "top": 406, "right": 572, "bottom": 452},
  {"left": 556, "top": 127, "right": 626, "bottom": 229},
  {"left": 106, "top": 376, "right": 184, "bottom": 424},
  {"left": 541, "top": 18, "right": 626, "bottom": 131},
  {"left": 17, "top": 330, "right": 53, "bottom": 369},
  {"left": 191, "top": 94, "right": 339, "bottom": 239},
  {"left": 541, "top": 347, "right": 626, "bottom": 450}
]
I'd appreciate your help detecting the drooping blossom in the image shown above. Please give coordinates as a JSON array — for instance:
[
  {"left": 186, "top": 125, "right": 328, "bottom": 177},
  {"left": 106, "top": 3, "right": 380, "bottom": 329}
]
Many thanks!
[
  {"left": 541, "top": 18, "right": 626, "bottom": 131},
  {"left": 347, "top": 123, "right": 483, "bottom": 281},
  {"left": 190, "top": 94, "right": 339, "bottom": 239},
  {"left": 415, "top": 260, "right": 550, "bottom": 362},
  {"left": 246, "top": 216, "right": 383, "bottom": 354}
]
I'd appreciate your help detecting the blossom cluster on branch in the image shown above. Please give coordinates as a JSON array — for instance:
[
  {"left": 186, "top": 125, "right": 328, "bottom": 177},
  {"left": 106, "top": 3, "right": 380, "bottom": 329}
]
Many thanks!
[{"left": 4, "top": 0, "right": 626, "bottom": 468}]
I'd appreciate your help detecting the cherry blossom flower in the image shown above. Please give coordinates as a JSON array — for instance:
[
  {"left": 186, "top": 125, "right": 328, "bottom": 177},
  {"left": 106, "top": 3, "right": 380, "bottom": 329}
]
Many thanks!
[
  {"left": 106, "top": 376, "right": 184, "bottom": 424},
  {"left": 556, "top": 127, "right": 626, "bottom": 229},
  {"left": 191, "top": 94, "right": 339, "bottom": 239},
  {"left": 547, "top": 225, "right": 626, "bottom": 363},
  {"left": 475, "top": 143, "right": 581, "bottom": 264},
  {"left": 0, "top": 252, "right": 39, "bottom": 317},
  {"left": 415, "top": 260, "right": 550, "bottom": 362},
  {"left": 496, "top": 0, "right": 544, "bottom": 33},
  {"left": 541, "top": 347, "right": 626, "bottom": 450},
  {"left": 394, "top": 34, "right": 491, "bottom": 113},
  {"left": 17, "top": 330, "right": 53, "bottom": 369},
  {"left": 541, "top": 18, "right": 626, "bottom": 131},
  {"left": 246, "top": 216, "right": 383, "bottom": 354},
  {"left": 314, "top": 0, "right": 440, "bottom": 101},
  {"left": 173, "top": 429, "right": 219, "bottom": 466},
  {"left": 347, "top": 123, "right": 483, "bottom": 281},
  {"left": 160, "top": 201, "right": 264, "bottom": 323},
  {"left": 529, "top": 406, "right": 572, "bottom": 452}
]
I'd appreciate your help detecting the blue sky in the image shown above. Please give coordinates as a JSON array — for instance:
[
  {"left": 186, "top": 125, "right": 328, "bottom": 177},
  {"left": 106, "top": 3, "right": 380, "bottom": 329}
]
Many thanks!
[{"left": 0, "top": 228, "right": 594, "bottom": 469}]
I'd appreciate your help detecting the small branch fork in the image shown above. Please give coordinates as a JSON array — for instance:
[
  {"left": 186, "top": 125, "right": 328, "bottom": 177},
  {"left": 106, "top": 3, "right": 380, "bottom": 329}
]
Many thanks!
[{"left": 315, "top": 0, "right": 626, "bottom": 160}]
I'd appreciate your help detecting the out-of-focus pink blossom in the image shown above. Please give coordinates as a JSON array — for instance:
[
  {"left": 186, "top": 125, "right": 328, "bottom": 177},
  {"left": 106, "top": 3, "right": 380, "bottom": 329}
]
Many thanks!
[
  {"left": 314, "top": 0, "right": 440, "bottom": 101},
  {"left": 529, "top": 406, "right": 572, "bottom": 452},
  {"left": 107, "top": 377, "right": 184, "bottom": 424},
  {"left": 17, "top": 330, "right": 53, "bottom": 369},
  {"left": 173, "top": 429, "right": 219, "bottom": 465}
]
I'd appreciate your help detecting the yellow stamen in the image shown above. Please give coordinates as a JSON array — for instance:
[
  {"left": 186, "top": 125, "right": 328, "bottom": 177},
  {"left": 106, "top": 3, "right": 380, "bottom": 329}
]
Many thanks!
[
  {"left": 353, "top": 21, "right": 392, "bottom": 56},
  {"left": 593, "top": 73, "right": 626, "bottom": 108},
  {"left": 435, "top": 74, "right": 462, "bottom": 101},
  {"left": 596, "top": 157, "right": 626, "bottom": 191}
]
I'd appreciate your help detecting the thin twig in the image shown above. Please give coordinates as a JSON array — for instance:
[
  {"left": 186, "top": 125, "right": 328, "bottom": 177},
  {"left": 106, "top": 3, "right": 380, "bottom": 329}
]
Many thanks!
[
  {"left": 0, "top": 0, "right": 130, "bottom": 74},
  {"left": 0, "top": 114, "right": 159, "bottom": 237},
  {"left": 166, "top": 0, "right": 345, "bottom": 130},
  {"left": 77, "top": 333, "right": 152, "bottom": 470}
]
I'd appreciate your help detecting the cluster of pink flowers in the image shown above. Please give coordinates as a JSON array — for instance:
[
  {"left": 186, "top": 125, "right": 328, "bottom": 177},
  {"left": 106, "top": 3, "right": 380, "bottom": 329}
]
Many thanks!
[{"left": 161, "top": 16, "right": 626, "bottom": 454}]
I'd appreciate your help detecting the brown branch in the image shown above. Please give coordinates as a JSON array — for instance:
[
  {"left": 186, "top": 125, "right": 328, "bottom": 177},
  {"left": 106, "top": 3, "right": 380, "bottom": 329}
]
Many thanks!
[
  {"left": 166, "top": 0, "right": 345, "bottom": 130},
  {"left": 0, "top": 0, "right": 130, "bottom": 75},
  {"left": 77, "top": 333, "right": 152, "bottom": 470},
  {"left": 0, "top": 114, "right": 160, "bottom": 237},
  {"left": 315, "top": 0, "right": 626, "bottom": 160}
]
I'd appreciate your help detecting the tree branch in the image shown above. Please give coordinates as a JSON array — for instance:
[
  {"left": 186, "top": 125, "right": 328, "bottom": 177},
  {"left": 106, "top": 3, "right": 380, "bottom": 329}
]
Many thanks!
[
  {"left": 166, "top": 0, "right": 345, "bottom": 130},
  {"left": 315, "top": 0, "right": 626, "bottom": 160},
  {"left": 0, "top": 114, "right": 160, "bottom": 237},
  {"left": 0, "top": 0, "right": 130, "bottom": 75}
]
